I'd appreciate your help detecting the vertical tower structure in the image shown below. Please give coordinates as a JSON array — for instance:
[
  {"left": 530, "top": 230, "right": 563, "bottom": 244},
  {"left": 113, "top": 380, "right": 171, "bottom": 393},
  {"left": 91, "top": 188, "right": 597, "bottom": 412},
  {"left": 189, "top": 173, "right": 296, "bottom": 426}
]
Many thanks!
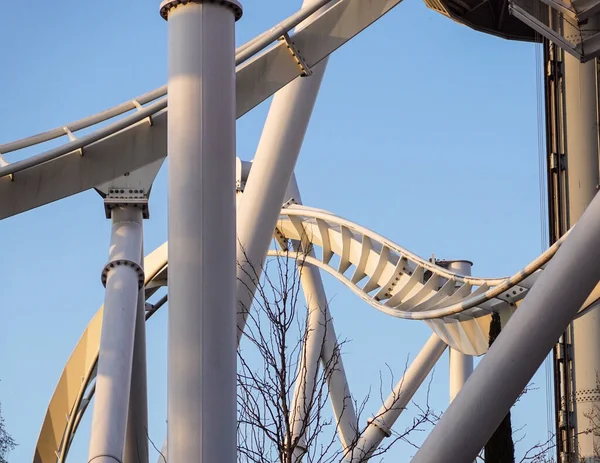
[
  {"left": 562, "top": 17, "right": 600, "bottom": 460},
  {"left": 160, "top": 1, "right": 242, "bottom": 462}
]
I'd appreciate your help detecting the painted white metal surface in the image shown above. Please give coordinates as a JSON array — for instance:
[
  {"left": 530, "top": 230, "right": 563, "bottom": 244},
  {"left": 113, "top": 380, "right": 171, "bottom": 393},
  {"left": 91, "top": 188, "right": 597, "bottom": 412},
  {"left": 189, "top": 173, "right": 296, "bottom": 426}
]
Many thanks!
[
  {"left": 235, "top": 0, "right": 331, "bottom": 345},
  {"left": 0, "top": 0, "right": 402, "bottom": 221},
  {"left": 412, "top": 190, "right": 600, "bottom": 463},
  {"left": 285, "top": 176, "right": 359, "bottom": 460},
  {"left": 124, "top": 244, "right": 149, "bottom": 463},
  {"left": 88, "top": 207, "right": 144, "bottom": 463},
  {"left": 446, "top": 261, "right": 474, "bottom": 402},
  {"left": 163, "top": 2, "right": 239, "bottom": 462},
  {"left": 349, "top": 334, "right": 446, "bottom": 461},
  {"left": 34, "top": 195, "right": 600, "bottom": 462},
  {"left": 563, "top": 36, "right": 600, "bottom": 460}
]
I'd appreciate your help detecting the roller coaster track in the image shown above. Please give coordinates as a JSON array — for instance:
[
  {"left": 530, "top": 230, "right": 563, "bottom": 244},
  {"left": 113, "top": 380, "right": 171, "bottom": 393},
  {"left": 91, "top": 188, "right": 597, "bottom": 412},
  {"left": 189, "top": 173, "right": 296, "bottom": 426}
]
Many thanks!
[
  {"left": 0, "top": 0, "right": 401, "bottom": 220},
  {"left": 7, "top": 1, "right": 596, "bottom": 461},
  {"left": 34, "top": 201, "right": 600, "bottom": 463}
]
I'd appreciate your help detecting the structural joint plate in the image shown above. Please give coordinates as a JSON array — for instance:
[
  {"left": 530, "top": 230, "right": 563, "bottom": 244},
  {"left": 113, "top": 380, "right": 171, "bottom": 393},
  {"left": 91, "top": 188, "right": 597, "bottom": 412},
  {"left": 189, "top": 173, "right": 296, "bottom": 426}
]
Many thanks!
[{"left": 508, "top": 0, "right": 600, "bottom": 62}]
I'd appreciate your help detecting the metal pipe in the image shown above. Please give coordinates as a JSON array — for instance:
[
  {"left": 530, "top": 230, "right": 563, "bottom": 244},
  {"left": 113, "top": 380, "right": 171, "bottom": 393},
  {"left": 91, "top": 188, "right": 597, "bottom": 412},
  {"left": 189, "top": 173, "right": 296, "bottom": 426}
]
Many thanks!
[
  {"left": 411, "top": 190, "right": 600, "bottom": 463},
  {"left": 321, "top": 317, "right": 359, "bottom": 451},
  {"left": 88, "top": 206, "right": 144, "bottom": 463},
  {"left": 162, "top": 1, "right": 241, "bottom": 462},
  {"left": 235, "top": 0, "right": 333, "bottom": 63},
  {"left": 349, "top": 334, "right": 446, "bottom": 462},
  {"left": 0, "top": 0, "right": 332, "bottom": 158},
  {"left": 563, "top": 19, "right": 600, "bottom": 458},
  {"left": 124, "top": 245, "right": 149, "bottom": 463},
  {"left": 286, "top": 176, "right": 357, "bottom": 460},
  {"left": 235, "top": 0, "right": 331, "bottom": 344},
  {"left": 445, "top": 261, "right": 474, "bottom": 402}
]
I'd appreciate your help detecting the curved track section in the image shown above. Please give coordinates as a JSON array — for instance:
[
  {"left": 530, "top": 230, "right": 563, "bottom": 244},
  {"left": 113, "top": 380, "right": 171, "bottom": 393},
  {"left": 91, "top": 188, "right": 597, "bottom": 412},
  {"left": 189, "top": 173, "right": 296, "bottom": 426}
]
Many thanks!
[
  {"left": 35, "top": 204, "right": 597, "bottom": 462},
  {"left": 276, "top": 205, "right": 561, "bottom": 354}
]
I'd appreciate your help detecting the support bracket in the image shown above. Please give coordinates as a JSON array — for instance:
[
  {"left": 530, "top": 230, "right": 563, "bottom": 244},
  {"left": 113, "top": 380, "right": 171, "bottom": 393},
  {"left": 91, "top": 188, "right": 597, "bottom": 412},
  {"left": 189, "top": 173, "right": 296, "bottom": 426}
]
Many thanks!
[{"left": 279, "top": 32, "right": 313, "bottom": 77}]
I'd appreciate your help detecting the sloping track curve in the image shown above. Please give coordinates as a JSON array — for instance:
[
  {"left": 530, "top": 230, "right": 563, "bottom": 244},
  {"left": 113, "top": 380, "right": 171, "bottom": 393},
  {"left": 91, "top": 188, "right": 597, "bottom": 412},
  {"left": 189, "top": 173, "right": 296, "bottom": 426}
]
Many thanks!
[
  {"left": 0, "top": 0, "right": 402, "bottom": 220},
  {"left": 35, "top": 204, "right": 598, "bottom": 463}
]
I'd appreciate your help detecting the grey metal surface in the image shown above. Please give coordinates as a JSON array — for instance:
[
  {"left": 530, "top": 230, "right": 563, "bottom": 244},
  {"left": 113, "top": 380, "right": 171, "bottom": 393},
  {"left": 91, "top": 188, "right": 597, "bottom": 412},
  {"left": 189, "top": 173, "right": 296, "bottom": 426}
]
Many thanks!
[
  {"left": 563, "top": 36, "right": 600, "bottom": 459},
  {"left": 235, "top": 0, "right": 331, "bottom": 343},
  {"left": 124, "top": 245, "right": 149, "bottom": 463},
  {"left": 411, "top": 191, "right": 600, "bottom": 463},
  {"left": 164, "top": 2, "right": 238, "bottom": 462},
  {"left": 509, "top": 0, "right": 600, "bottom": 61},
  {"left": 0, "top": 0, "right": 402, "bottom": 221},
  {"left": 88, "top": 207, "right": 144, "bottom": 463}
]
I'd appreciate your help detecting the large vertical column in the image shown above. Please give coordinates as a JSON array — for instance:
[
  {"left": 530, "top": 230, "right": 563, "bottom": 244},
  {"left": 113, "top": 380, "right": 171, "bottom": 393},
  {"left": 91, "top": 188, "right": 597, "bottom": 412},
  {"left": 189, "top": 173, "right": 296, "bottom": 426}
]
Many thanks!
[
  {"left": 88, "top": 207, "right": 144, "bottom": 463},
  {"left": 410, "top": 190, "right": 600, "bottom": 463},
  {"left": 235, "top": 0, "right": 331, "bottom": 343},
  {"left": 124, "top": 245, "right": 149, "bottom": 463},
  {"left": 563, "top": 19, "right": 600, "bottom": 461},
  {"left": 160, "top": 1, "right": 242, "bottom": 462},
  {"left": 444, "top": 261, "right": 474, "bottom": 402}
]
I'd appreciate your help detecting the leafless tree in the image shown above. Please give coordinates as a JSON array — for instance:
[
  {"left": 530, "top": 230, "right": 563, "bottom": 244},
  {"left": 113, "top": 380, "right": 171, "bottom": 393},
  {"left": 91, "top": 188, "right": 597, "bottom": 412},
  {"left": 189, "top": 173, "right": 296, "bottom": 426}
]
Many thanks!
[
  {"left": 0, "top": 399, "right": 16, "bottom": 463},
  {"left": 236, "top": 243, "right": 439, "bottom": 463}
]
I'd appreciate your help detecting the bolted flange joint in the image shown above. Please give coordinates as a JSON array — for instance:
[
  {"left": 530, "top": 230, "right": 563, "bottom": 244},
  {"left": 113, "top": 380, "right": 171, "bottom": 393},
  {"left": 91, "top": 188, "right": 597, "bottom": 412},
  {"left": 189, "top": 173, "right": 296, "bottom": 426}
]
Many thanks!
[
  {"left": 159, "top": 0, "right": 243, "bottom": 21},
  {"left": 101, "top": 259, "right": 145, "bottom": 290},
  {"left": 367, "top": 416, "right": 393, "bottom": 437}
]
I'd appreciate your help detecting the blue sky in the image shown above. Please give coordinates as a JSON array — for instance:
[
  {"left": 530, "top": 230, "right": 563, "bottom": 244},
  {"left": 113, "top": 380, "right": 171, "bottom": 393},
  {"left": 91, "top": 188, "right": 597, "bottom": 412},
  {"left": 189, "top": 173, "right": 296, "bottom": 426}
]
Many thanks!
[{"left": 0, "top": 0, "right": 552, "bottom": 461}]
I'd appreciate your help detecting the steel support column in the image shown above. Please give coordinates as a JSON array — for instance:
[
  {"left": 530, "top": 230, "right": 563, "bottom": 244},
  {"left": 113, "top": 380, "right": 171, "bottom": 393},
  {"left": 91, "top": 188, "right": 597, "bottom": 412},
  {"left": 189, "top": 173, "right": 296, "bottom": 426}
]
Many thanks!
[
  {"left": 350, "top": 334, "right": 446, "bottom": 462},
  {"left": 235, "top": 0, "right": 331, "bottom": 343},
  {"left": 563, "top": 18, "right": 600, "bottom": 461},
  {"left": 88, "top": 207, "right": 144, "bottom": 463},
  {"left": 286, "top": 177, "right": 358, "bottom": 460},
  {"left": 160, "top": 1, "right": 242, "bottom": 462},
  {"left": 124, "top": 245, "right": 149, "bottom": 463},
  {"left": 411, "top": 189, "right": 600, "bottom": 463},
  {"left": 444, "top": 261, "right": 474, "bottom": 403}
]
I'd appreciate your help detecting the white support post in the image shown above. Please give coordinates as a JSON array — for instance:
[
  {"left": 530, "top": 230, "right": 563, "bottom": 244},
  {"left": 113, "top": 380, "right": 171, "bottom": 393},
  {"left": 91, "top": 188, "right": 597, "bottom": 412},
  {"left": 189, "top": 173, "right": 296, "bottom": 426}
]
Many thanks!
[
  {"left": 444, "top": 261, "right": 474, "bottom": 402},
  {"left": 349, "top": 334, "right": 446, "bottom": 462},
  {"left": 411, "top": 190, "right": 600, "bottom": 463},
  {"left": 88, "top": 206, "right": 144, "bottom": 463},
  {"left": 286, "top": 177, "right": 358, "bottom": 461},
  {"left": 563, "top": 18, "right": 600, "bottom": 460},
  {"left": 235, "top": 0, "right": 331, "bottom": 344},
  {"left": 160, "top": 1, "right": 242, "bottom": 462},
  {"left": 124, "top": 245, "right": 149, "bottom": 463}
]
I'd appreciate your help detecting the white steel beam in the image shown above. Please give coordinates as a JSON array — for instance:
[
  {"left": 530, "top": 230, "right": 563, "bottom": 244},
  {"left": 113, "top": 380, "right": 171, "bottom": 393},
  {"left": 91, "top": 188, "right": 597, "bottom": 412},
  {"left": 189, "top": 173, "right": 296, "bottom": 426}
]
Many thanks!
[
  {"left": 349, "top": 334, "right": 446, "bottom": 461},
  {"left": 88, "top": 207, "right": 144, "bottom": 463},
  {"left": 161, "top": 1, "right": 241, "bottom": 463},
  {"left": 0, "top": 0, "right": 402, "bottom": 221},
  {"left": 445, "top": 261, "right": 474, "bottom": 402},
  {"left": 235, "top": 0, "right": 331, "bottom": 344},
  {"left": 411, "top": 190, "right": 600, "bottom": 463},
  {"left": 124, "top": 245, "right": 149, "bottom": 463},
  {"left": 285, "top": 176, "right": 359, "bottom": 460}
]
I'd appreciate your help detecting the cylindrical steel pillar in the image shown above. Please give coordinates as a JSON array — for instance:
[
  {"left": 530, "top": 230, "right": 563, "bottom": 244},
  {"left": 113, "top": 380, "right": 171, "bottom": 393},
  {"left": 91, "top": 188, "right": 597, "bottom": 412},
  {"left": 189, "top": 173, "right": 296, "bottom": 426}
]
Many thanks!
[
  {"left": 124, "top": 245, "right": 149, "bottom": 463},
  {"left": 161, "top": 1, "right": 242, "bottom": 462},
  {"left": 350, "top": 334, "right": 446, "bottom": 462},
  {"left": 88, "top": 207, "right": 144, "bottom": 463},
  {"left": 411, "top": 189, "right": 600, "bottom": 463},
  {"left": 444, "top": 261, "right": 474, "bottom": 402},
  {"left": 563, "top": 19, "right": 600, "bottom": 460},
  {"left": 235, "top": 0, "right": 331, "bottom": 344}
]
